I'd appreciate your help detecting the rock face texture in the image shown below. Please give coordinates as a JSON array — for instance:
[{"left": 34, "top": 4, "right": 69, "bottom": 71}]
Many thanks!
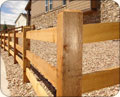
[{"left": 31, "top": 0, "right": 120, "bottom": 29}]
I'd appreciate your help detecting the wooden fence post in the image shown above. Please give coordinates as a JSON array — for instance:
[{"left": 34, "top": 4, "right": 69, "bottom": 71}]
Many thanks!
[
  {"left": 57, "top": 10, "right": 83, "bottom": 96},
  {"left": 8, "top": 30, "right": 11, "bottom": 56},
  {"left": 14, "top": 30, "right": 18, "bottom": 64},
  {"left": 1, "top": 31, "right": 2, "bottom": 48},
  {"left": 4, "top": 30, "right": 6, "bottom": 51},
  {"left": 23, "top": 26, "right": 31, "bottom": 83}
]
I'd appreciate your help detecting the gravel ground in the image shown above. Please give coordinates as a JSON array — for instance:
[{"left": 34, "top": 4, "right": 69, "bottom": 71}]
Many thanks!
[
  {"left": 1, "top": 50, "right": 36, "bottom": 96},
  {"left": 1, "top": 39, "right": 120, "bottom": 96}
]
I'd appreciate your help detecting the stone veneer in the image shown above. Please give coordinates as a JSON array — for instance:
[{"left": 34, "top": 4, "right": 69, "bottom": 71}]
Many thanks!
[{"left": 31, "top": 0, "right": 120, "bottom": 29}]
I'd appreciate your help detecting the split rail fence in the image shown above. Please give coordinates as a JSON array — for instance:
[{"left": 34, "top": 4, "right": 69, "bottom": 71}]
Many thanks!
[{"left": 0, "top": 10, "right": 120, "bottom": 96}]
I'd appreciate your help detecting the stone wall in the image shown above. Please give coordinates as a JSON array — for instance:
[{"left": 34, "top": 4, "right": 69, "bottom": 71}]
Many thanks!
[{"left": 31, "top": 0, "right": 120, "bottom": 29}]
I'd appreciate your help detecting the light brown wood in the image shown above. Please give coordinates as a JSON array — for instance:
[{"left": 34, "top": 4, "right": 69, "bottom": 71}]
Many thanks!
[
  {"left": 16, "top": 32, "right": 23, "bottom": 38},
  {"left": 14, "top": 30, "right": 18, "bottom": 64},
  {"left": 23, "top": 27, "right": 31, "bottom": 83},
  {"left": 26, "top": 27, "right": 57, "bottom": 43},
  {"left": 26, "top": 68, "right": 48, "bottom": 96},
  {"left": 10, "top": 49, "right": 14, "bottom": 56},
  {"left": 57, "top": 10, "right": 83, "bottom": 96},
  {"left": 2, "top": 44, "right": 4, "bottom": 47},
  {"left": 5, "top": 33, "right": 8, "bottom": 37},
  {"left": 83, "top": 22, "right": 119, "bottom": 43},
  {"left": 1, "top": 31, "right": 3, "bottom": 48},
  {"left": 16, "top": 44, "right": 23, "bottom": 54},
  {"left": 10, "top": 33, "right": 14, "bottom": 37},
  {"left": 4, "top": 31, "right": 6, "bottom": 51},
  {"left": 16, "top": 55, "right": 23, "bottom": 69},
  {"left": 26, "top": 50, "right": 57, "bottom": 87},
  {"left": 10, "top": 42, "right": 14, "bottom": 48},
  {"left": 8, "top": 31, "right": 12, "bottom": 56},
  {"left": 82, "top": 67, "right": 120, "bottom": 93},
  {"left": 5, "top": 45, "right": 8, "bottom": 51}
]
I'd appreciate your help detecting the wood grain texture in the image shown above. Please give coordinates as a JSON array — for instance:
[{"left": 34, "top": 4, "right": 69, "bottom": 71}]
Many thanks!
[
  {"left": 82, "top": 67, "right": 120, "bottom": 93},
  {"left": 83, "top": 22, "right": 120, "bottom": 43},
  {"left": 26, "top": 50, "right": 57, "bottom": 87},
  {"left": 26, "top": 27, "right": 57, "bottom": 43},
  {"left": 57, "top": 10, "right": 83, "bottom": 96},
  {"left": 26, "top": 68, "right": 48, "bottom": 96},
  {"left": 23, "top": 27, "right": 31, "bottom": 83}
]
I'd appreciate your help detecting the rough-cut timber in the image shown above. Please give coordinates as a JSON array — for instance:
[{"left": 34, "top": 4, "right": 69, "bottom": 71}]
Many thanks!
[
  {"left": 14, "top": 31, "right": 18, "bottom": 64},
  {"left": 26, "top": 50, "right": 57, "bottom": 87},
  {"left": 8, "top": 31, "right": 12, "bottom": 56},
  {"left": 83, "top": 22, "right": 119, "bottom": 43},
  {"left": 57, "top": 10, "right": 83, "bottom": 96},
  {"left": 82, "top": 67, "right": 120, "bottom": 93},
  {"left": 26, "top": 27, "right": 57, "bottom": 43},
  {"left": 26, "top": 68, "right": 48, "bottom": 96},
  {"left": 23, "top": 27, "right": 31, "bottom": 83}
]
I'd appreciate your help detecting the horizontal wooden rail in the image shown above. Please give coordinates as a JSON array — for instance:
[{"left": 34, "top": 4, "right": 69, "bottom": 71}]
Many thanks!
[
  {"left": 5, "top": 45, "right": 8, "bottom": 51},
  {"left": 16, "top": 33, "right": 23, "bottom": 38},
  {"left": 82, "top": 67, "right": 120, "bottom": 93},
  {"left": 10, "top": 49, "right": 14, "bottom": 56},
  {"left": 5, "top": 34, "right": 8, "bottom": 37},
  {"left": 16, "top": 55, "right": 23, "bottom": 69},
  {"left": 26, "top": 27, "right": 57, "bottom": 43},
  {"left": 16, "top": 44, "right": 23, "bottom": 54},
  {"left": 2, "top": 44, "right": 4, "bottom": 48},
  {"left": 26, "top": 50, "right": 57, "bottom": 87},
  {"left": 26, "top": 68, "right": 48, "bottom": 96},
  {"left": 10, "top": 42, "right": 14, "bottom": 48},
  {"left": 83, "top": 22, "right": 119, "bottom": 43},
  {"left": 5, "top": 40, "right": 8, "bottom": 44}
]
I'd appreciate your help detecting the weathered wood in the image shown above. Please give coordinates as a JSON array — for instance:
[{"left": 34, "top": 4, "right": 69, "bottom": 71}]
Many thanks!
[
  {"left": 8, "top": 31, "right": 12, "bottom": 56},
  {"left": 23, "top": 27, "right": 31, "bottom": 83},
  {"left": 82, "top": 67, "right": 120, "bottom": 93},
  {"left": 83, "top": 22, "right": 119, "bottom": 43},
  {"left": 26, "top": 50, "right": 57, "bottom": 87},
  {"left": 16, "top": 55, "right": 23, "bottom": 69},
  {"left": 26, "top": 68, "right": 48, "bottom": 96},
  {"left": 14, "top": 30, "right": 18, "bottom": 64},
  {"left": 57, "top": 10, "right": 83, "bottom": 96},
  {"left": 26, "top": 27, "right": 57, "bottom": 43},
  {"left": 16, "top": 44, "right": 23, "bottom": 54}
]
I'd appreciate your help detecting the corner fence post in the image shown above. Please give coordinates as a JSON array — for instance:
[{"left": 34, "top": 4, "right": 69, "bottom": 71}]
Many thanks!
[
  {"left": 57, "top": 10, "right": 83, "bottom": 96},
  {"left": 14, "top": 30, "right": 18, "bottom": 64},
  {"left": 8, "top": 30, "right": 11, "bottom": 56},
  {"left": 23, "top": 26, "right": 31, "bottom": 83}
]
